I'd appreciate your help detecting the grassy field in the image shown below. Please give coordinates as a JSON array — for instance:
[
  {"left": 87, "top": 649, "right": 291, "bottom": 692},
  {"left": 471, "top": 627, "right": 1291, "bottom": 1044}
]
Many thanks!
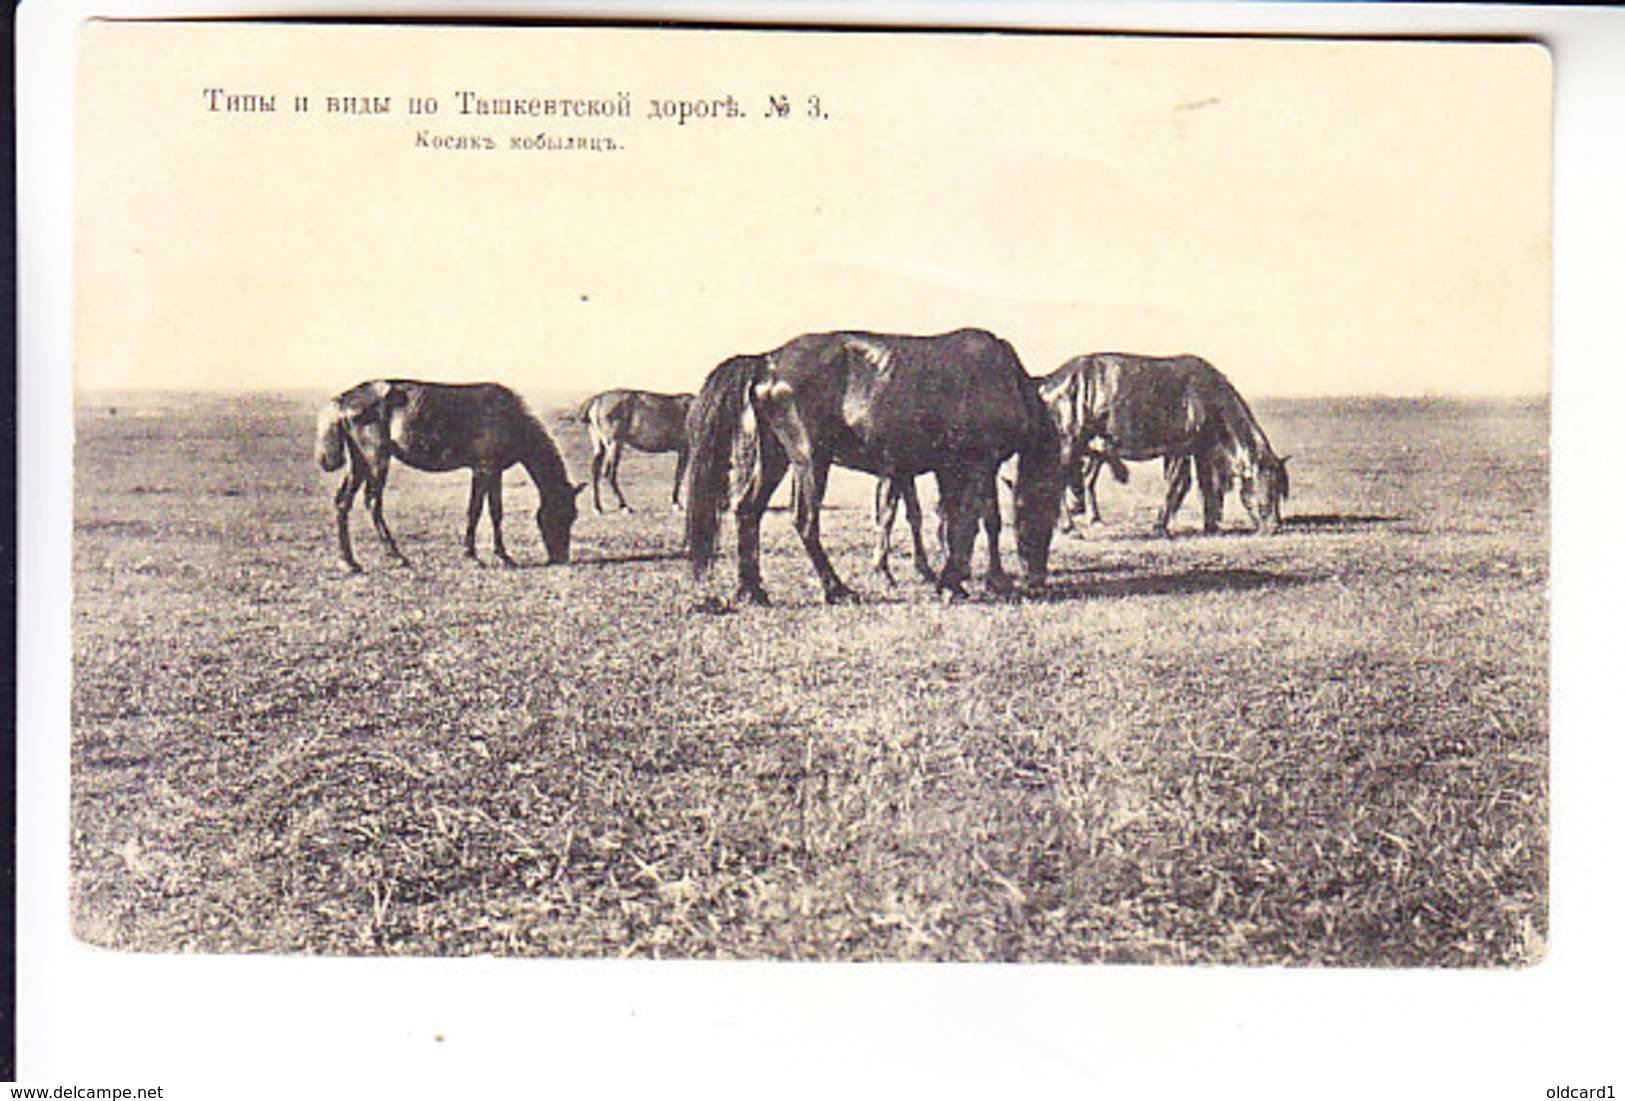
[{"left": 70, "top": 391, "right": 1549, "bottom": 964}]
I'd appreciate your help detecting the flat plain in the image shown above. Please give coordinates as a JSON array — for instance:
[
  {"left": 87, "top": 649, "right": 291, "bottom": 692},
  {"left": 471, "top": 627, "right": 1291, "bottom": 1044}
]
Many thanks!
[{"left": 70, "top": 391, "right": 1548, "bottom": 964}]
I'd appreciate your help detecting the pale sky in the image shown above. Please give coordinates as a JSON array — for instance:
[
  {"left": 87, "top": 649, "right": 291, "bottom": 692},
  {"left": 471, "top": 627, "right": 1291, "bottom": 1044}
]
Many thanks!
[{"left": 75, "top": 23, "right": 1552, "bottom": 397}]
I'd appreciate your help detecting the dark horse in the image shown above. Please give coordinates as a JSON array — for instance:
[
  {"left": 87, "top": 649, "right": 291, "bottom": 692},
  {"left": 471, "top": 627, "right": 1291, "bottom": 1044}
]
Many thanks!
[
  {"left": 686, "top": 329, "right": 1063, "bottom": 604},
  {"left": 570, "top": 389, "right": 695, "bottom": 513},
  {"left": 1040, "top": 353, "right": 1288, "bottom": 536},
  {"left": 314, "top": 379, "right": 583, "bottom": 571}
]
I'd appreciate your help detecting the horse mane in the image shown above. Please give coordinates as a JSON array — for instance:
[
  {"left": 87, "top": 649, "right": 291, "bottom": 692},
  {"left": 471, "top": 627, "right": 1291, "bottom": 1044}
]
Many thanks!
[
  {"left": 1204, "top": 365, "right": 1279, "bottom": 471},
  {"left": 511, "top": 394, "right": 572, "bottom": 497},
  {"left": 1205, "top": 368, "right": 1292, "bottom": 514},
  {"left": 565, "top": 393, "right": 598, "bottom": 423}
]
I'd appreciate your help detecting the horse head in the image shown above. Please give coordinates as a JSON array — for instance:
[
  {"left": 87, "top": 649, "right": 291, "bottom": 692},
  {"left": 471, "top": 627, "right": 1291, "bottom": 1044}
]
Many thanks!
[
  {"left": 1013, "top": 435, "right": 1067, "bottom": 591},
  {"left": 1242, "top": 453, "right": 1289, "bottom": 534},
  {"left": 537, "top": 484, "right": 585, "bottom": 564}
]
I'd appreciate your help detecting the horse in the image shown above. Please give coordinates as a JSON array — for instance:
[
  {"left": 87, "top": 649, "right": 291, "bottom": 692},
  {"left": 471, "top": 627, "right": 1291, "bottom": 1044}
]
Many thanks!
[
  {"left": 1039, "top": 353, "right": 1288, "bottom": 536},
  {"left": 871, "top": 471, "right": 1006, "bottom": 589},
  {"left": 569, "top": 389, "right": 695, "bottom": 513},
  {"left": 314, "top": 379, "right": 584, "bottom": 572},
  {"left": 685, "top": 328, "right": 1064, "bottom": 605}
]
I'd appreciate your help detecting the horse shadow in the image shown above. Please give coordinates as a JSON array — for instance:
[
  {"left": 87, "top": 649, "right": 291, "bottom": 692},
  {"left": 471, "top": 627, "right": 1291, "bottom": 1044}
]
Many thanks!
[
  {"left": 1281, "top": 512, "right": 1402, "bottom": 533},
  {"left": 1035, "top": 565, "right": 1318, "bottom": 603},
  {"left": 1074, "top": 513, "right": 1402, "bottom": 542},
  {"left": 572, "top": 548, "right": 690, "bottom": 568}
]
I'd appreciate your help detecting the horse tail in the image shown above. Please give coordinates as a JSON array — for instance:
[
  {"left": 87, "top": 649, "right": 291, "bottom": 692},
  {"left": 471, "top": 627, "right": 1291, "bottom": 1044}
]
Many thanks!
[
  {"left": 564, "top": 394, "right": 598, "bottom": 424},
  {"left": 685, "top": 354, "right": 763, "bottom": 577},
  {"left": 314, "top": 401, "right": 349, "bottom": 472}
]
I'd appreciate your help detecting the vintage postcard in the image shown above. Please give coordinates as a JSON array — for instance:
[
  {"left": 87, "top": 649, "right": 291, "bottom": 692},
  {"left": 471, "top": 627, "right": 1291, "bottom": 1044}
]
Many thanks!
[
  {"left": 23, "top": 5, "right": 1616, "bottom": 1091},
  {"left": 69, "top": 17, "right": 1552, "bottom": 962}
]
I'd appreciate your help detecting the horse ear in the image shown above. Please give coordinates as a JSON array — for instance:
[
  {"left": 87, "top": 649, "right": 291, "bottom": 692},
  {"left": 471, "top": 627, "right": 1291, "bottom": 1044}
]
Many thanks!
[
  {"left": 573, "top": 482, "right": 587, "bottom": 498},
  {"left": 1279, "top": 454, "right": 1292, "bottom": 465}
]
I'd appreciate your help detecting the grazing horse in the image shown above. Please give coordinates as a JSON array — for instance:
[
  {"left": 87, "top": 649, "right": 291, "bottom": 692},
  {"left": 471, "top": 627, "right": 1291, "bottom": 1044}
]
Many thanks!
[
  {"left": 685, "top": 329, "right": 1064, "bottom": 605},
  {"left": 1040, "top": 353, "right": 1288, "bottom": 536},
  {"left": 570, "top": 389, "right": 695, "bottom": 513},
  {"left": 314, "top": 379, "right": 583, "bottom": 571}
]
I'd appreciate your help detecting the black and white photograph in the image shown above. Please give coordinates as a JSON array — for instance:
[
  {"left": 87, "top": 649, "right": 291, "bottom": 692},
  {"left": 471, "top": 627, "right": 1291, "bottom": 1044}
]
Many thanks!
[{"left": 15, "top": 3, "right": 1625, "bottom": 1094}]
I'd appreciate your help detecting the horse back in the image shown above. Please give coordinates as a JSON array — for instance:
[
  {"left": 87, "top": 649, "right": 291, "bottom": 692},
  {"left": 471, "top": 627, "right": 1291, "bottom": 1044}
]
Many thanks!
[
  {"left": 588, "top": 389, "right": 692, "bottom": 453},
  {"left": 336, "top": 379, "right": 536, "bottom": 473},
  {"left": 766, "top": 328, "right": 1040, "bottom": 474},
  {"left": 1062, "top": 353, "right": 1226, "bottom": 458},
  {"left": 625, "top": 391, "right": 693, "bottom": 451}
]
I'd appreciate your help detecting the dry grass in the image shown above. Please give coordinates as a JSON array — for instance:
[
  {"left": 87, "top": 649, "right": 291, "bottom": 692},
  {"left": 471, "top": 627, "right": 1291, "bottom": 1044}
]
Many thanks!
[{"left": 71, "top": 392, "right": 1548, "bottom": 964}]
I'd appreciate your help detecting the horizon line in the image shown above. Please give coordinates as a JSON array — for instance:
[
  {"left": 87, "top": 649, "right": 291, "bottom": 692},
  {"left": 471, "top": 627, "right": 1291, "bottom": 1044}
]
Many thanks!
[{"left": 70, "top": 385, "right": 1554, "bottom": 403}]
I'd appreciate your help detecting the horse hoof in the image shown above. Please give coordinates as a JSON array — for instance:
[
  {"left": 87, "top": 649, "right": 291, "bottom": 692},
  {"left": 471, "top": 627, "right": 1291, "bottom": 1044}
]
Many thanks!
[
  {"left": 735, "top": 585, "right": 772, "bottom": 607},
  {"left": 693, "top": 595, "right": 734, "bottom": 616},
  {"left": 824, "top": 587, "right": 860, "bottom": 606},
  {"left": 939, "top": 585, "right": 970, "bottom": 605},
  {"left": 498, "top": 555, "right": 518, "bottom": 568}
]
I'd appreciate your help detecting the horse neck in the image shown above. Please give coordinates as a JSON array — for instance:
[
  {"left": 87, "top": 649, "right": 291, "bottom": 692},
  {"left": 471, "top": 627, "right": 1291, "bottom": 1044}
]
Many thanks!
[
  {"left": 1217, "top": 389, "right": 1276, "bottom": 467},
  {"left": 1016, "top": 399, "right": 1066, "bottom": 520},
  {"left": 518, "top": 422, "right": 571, "bottom": 500}
]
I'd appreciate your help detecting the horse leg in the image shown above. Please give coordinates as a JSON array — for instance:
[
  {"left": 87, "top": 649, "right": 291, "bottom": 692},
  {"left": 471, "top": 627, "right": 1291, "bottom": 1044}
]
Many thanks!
[
  {"left": 589, "top": 439, "right": 607, "bottom": 513},
  {"left": 464, "top": 473, "right": 487, "bottom": 562},
  {"left": 1196, "top": 454, "right": 1225, "bottom": 535},
  {"left": 981, "top": 471, "right": 1012, "bottom": 596},
  {"left": 1062, "top": 452, "right": 1092, "bottom": 532},
  {"left": 1083, "top": 453, "right": 1106, "bottom": 526},
  {"left": 733, "top": 442, "right": 788, "bottom": 606},
  {"left": 790, "top": 455, "right": 857, "bottom": 604},
  {"left": 670, "top": 447, "right": 689, "bottom": 511},
  {"left": 606, "top": 440, "right": 632, "bottom": 512},
  {"left": 365, "top": 465, "right": 410, "bottom": 566},
  {"left": 334, "top": 470, "right": 363, "bottom": 573},
  {"left": 872, "top": 479, "right": 900, "bottom": 586},
  {"left": 903, "top": 478, "right": 937, "bottom": 585},
  {"left": 1155, "top": 455, "right": 1192, "bottom": 538},
  {"left": 935, "top": 469, "right": 978, "bottom": 601},
  {"left": 488, "top": 474, "right": 516, "bottom": 566}
]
